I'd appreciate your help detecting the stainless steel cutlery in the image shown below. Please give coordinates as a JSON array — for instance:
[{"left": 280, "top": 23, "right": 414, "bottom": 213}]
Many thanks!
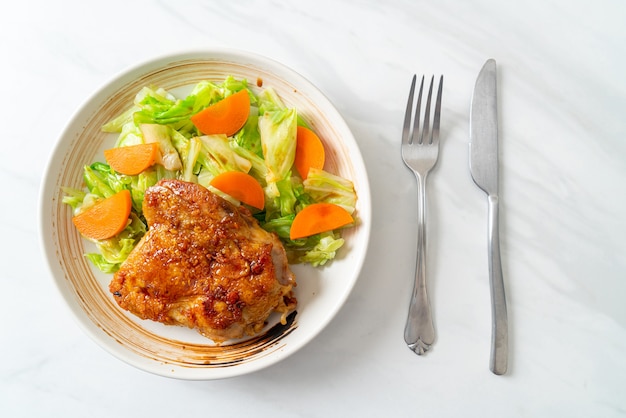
[
  {"left": 401, "top": 74, "right": 443, "bottom": 355},
  {"left": 470, "top": 59, "right": 508, "bottom": 375},
  {"left": 401, "top": 59, "right": 508, "bottom": 374}
]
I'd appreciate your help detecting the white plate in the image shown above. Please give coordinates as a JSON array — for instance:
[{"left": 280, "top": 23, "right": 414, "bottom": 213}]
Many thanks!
[{"left": 39, "top": 49, "right": 371, "bottom": 380}]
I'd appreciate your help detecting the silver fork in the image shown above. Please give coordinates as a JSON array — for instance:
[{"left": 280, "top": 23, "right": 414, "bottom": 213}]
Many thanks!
[{"left": 401, "top": 74, "right": 443, "bottom": 355}]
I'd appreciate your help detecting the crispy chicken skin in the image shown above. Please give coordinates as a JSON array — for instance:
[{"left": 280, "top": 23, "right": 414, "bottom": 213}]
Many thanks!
[{"left": 109, "top": 179, "right": 296, "bottom": 343}]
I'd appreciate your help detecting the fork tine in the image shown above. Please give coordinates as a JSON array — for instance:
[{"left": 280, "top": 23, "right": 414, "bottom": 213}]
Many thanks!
[
  {"left": 412, "top": 76, "right": 425, "bottom": 145},
  {"left": 402, "top": 75, "right": 417, "bottom": 146},
  {"left": 422, "top": 76, "right": 435, "bottom": 144},
  {"left": 432, "top": 75, "right": 443, "bottom": 145}
]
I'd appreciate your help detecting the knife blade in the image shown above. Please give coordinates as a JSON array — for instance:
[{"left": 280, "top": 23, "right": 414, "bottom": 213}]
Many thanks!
[{"left": 469, "top": 59, "right": 508, "bottom": 375}]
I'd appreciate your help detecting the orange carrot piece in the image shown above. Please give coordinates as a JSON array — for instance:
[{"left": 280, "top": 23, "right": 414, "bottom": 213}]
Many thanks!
[
  {"left": 289, "top": 203, "right": 353, "bottom": 240},
  {"left": 191, "top": 89, "right": 250, "bottom": 136},
  {"left": 72, "top": 190, "right": 132, "bottom": 240},
  {"left": 103, "top": 143, "right": 158, "bottom": 175},
  {"left": 294, "top": 126, "right": 325, "bottom": 179},
  {"left": 210, "top": 171, "right": 265, "bottom": 210}
]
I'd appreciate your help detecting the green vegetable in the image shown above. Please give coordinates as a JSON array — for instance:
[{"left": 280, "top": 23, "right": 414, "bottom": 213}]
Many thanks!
[
  {"left": 188, "top": 80, "right": 223, "bottom": 113},
  {"left": 197, "top": 134, "right": 252, "bottom": 180},
  {"left": 230, "top": 141, "right": 268, "bottom": 186},
  {"left": 234, "top": 105, "right": 263, "bottom": 157},
  {"left": 258, "top": 87, "right": 286, "bottom": 114},
  {"left": 114, "top": 123, "right": 144, "bottom": 147},
  {"left": 221, "top": 76, "right": 254, "bottom": 100},
  {"left": 182, "top": 136, "right": 202, "bottom": 183},
  {"left": 303, "top": 167, "right": 357, "bottom": 214},
  {"left": 83, "top": 162, "right": 126, "bottom": 198},
  {"left": 61, "top": 187, "right": 87, "bottom": 210},
  {"left": 296, "top": 233, "right": 345, "bottom": 267},
  {"left": 260, "top": 214, "right": 295, "bottom": 240},
  {"left": 259, "top": 108, "right": 297, "bottom": 197}
]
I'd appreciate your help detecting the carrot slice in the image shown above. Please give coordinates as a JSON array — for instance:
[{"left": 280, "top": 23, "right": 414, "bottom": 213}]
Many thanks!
[
  {"left": 103, "top": 143, "right": 158, "bottom": 175},
  {"left": 294, "top": 126, "right": 325, "bottom": 179},
  {"left": 210, "top": 171, "right": 265, "bottom": 210},
  {"left": 72, "top": 190, "right": 132, "bottom": 240},
  {"left": 191, "top": 89, "right": 250, "bottom": 136},
  {"left": 290, "top": 203, "right": 353, "bottom": 240}
]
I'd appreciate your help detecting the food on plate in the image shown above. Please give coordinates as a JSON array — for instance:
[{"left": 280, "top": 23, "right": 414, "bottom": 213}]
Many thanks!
[
  {"left": 290, "top": 202, "right": 353, "bottom": 240},
  {"left": 103, "top": 143, "right": 158, "bottom": 175},
  {"left": 110, "top": 179, "right": 296, "bottom": 342},
  {"left": 190, "top": 88, "right": 251, "bottom": 136},
  {"left": 71, "top": 190, "right": 132, "bottom": 240},
  {"left": 63, "top": 76, "right": 358, "bottom": 274},
  {"left": 210, "top": 171, "right": 265, "bottom": 210},
  {"left": 294, "top": 126, "right": 325, "bottom": 180}
]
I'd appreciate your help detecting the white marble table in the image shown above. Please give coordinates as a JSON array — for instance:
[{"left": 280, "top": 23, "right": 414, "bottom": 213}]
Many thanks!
[{"left": 2, "top": 0, "right": 625, "bottom": 416}]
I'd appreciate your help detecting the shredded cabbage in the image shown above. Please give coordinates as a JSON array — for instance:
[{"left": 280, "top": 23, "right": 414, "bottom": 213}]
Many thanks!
[{"left": 259, "top": 108, "right": 297, "bottom": 197}]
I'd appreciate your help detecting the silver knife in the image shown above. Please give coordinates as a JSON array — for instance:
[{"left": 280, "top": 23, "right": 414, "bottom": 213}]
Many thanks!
[{"left": 469, "top": 59, "right": 508, "bottom": 375}]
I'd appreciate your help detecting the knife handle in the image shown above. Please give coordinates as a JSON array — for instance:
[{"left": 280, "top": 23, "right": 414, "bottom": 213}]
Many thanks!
[{"left": 488, "top": 194, "right": 508, "bottom": 374}]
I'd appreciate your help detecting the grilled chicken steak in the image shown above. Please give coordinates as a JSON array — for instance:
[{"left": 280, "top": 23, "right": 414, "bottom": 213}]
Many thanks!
[{"left": 109, "top": 179, "right": 296, "bottom": 343}]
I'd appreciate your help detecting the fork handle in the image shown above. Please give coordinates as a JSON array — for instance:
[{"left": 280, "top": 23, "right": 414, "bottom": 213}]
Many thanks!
[
  {"left": 404, "top": 173, "right": 435, "bottom": 355},
  {"left": 488, "top": 194, "right": 508, "bottom": 374}
]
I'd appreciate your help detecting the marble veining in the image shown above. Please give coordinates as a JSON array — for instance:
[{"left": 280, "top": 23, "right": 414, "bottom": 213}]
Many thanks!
[{"left": 1, "top": 0, "right": 625, "bottom": 417}]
